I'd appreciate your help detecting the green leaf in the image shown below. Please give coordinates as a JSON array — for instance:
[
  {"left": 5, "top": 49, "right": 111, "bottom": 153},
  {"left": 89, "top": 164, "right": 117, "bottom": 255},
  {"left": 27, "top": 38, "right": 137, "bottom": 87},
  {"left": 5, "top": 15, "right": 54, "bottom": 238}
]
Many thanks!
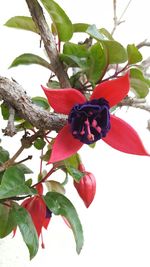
[
  {"left": 86, "top": 24, "right": 127, "bottom": 64},
  {"left": 12, "top": 203, "right": 39, "bottom": 260},
  {"left": 127, "top": 44, "right": 143, "bottom": 64},
  {"left": 86, "top": 24, "right": 105, "bottom": 40},
  {"left": 34, "top": 138, "right": 46, "bottom": 150},
  {"left": 87, "top": 42, "right": 107, "bottom": 83},
  {"left": 61, "top": 42, "right": 89, "bottom": 69},
  {"left": 0, "top": 202, "right": 16, "bottom": 238},
  {"left": 32, "top": 96, "right": 50, "bottom": 110},
  {"left": 0, "top": 166, "right": 35, "bottom": 200},
  {"left": 44, "top": 192, "right": 84, "bottom": 254},
  {"left": 47, "top": 80, "right": 60, "bottom": 89},
  {"left": 9, "top": 53, "right": 51, "bottom": 69},
  {"left": 1, "top": 102, "right": 22, "bottom": 121},
  {"left": 99, "top": 28, "right": 114, "bottom": 40},
  {"left": 64, "top": 154, "right": 84, "bottom": 182},
  {"left": 130, "top": 78, "right": 149, "bottom": 98},
  {"left": 63, "top": 42, "right": 88, "bottom": 58},
  {"left": 40, "top": 0, "right": 73, "bottom": 41},
  {"left": 16, "top": 164, "right": 33, "bottom": 174},
  {"left": 73, "top": 23, "right": 89, "bottom": 33},
  {"left": 46, "top": 180, "right": 65, "bottom": 194},
  {"left": 4, "top": 16, "right": 38, "bottom": 33},
  {"left": 130, "top": 68, "right": 150, "bottom": 97},
  {"left": 0, "top": 146, "right": 9, "bottom": 163}
]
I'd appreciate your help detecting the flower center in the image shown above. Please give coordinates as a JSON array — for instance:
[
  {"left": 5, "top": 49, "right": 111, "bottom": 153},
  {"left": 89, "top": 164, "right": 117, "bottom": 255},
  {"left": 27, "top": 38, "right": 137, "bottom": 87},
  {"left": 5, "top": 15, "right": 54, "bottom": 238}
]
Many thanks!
[{"left": 68, "top": 98, "right": 111, "bottom": 144}]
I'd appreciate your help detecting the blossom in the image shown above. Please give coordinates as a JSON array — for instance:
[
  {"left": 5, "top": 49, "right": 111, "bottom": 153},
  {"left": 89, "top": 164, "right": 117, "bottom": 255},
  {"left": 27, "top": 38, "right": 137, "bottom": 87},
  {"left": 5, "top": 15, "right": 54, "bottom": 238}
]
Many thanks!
[
  {"left": 73, "top": 163, "right": 96, "bottom": 208},
  {"left": 42, "top": 73, "right": 149, "bottom": 163},
  {"left": 21, "top": 184, "right": 51, "bottom": 247}
]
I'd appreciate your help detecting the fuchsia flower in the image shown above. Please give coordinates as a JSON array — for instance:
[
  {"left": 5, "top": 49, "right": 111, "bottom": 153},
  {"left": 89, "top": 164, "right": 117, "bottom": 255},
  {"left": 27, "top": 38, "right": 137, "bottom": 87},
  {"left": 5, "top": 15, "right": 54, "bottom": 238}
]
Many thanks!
[
  {"left": 74, "top": 163, "right": 96, "bottom": 208},
  {"left": 21, "top": 184, "right": 52, "bottom": 247},
  {"left": 42, "top": 73, "right": 149, "bottom": 163}
]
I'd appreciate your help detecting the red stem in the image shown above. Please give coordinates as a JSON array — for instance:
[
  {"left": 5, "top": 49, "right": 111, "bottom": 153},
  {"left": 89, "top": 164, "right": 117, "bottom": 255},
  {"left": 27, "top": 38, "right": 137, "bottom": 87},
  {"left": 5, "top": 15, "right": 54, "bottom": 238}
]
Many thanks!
[{"left": 32, "top": 166, "right": 56, "bottom": 188}]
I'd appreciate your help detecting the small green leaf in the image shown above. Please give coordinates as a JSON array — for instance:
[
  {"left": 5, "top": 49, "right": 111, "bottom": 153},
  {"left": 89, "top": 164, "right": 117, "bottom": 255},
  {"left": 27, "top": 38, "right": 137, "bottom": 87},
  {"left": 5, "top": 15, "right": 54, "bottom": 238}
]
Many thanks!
[
  {"left": 0, "top": 166, "right": 35, "bottom": 200},
  {"left": 34, "top": 138, "right": 46, "bottom": 150},
  {"left": 99, "top": 28, "right": 114, "bottom": 40},
  {"left": 32, "top": 96, "right": 50, "bottom": 110},
  {"left": 1, "top": 102, "right": 22, "bottom": 121},
  {"left": 46, "top": 180, "right": 65, "bottom": 194},
  {"left": 4, "top": 16, "right": 38, "bottom": 33},
  {"left": 61, "top": 42, "right": 89, "bottom": 69},
  {"left": 86, "top": 24, "right": 105, "bottom": 40},
  {"left": 130, "top": 68, "right": 150, "bottom": 98},
  {"left": 130, "top": 78, "right": 149, "bottom": 98},
  {"left": 40, "top": 0, "right": 73, "bottom": 41},
  {"left": 9, "top": 53, "right": 51, "bottom": 69},
  {"left": 0, "top": 202, "right": 16, "bottom": 238},
  {"left": 127, "top": 44, "right": 143, "bottom": 64},
  {"left": 47, "top": 80, "right": 60, "bottom": 89},
  {"left": 12, "top": 203, "right": 39, "bottom": 260},
  {"left": 44, "top": 192, "right": 84, "bottom": 254},
  {"left": 73, "top": 23, "right": 89, "bottom": 33},
  {"left": 16, "top": 164, "right": 33, "bottom": 174},
  {"left": 87, "top": 42, "right": 107, "bottom": 83},
  {"left": 0, "top": 146, "right": 9, "bottom": 163},
  {"left": 64, "top": 154, "right": 84, "bottom": 182},
  {"left": 86, "top": 24, "right": 127, "bottom": 64}
]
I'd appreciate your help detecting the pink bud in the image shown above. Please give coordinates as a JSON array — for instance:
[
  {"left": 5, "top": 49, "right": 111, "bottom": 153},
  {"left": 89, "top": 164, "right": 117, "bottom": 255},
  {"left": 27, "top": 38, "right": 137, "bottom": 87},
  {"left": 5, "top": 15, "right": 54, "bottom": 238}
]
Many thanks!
[{"left": 74, "top": 171, "right": 96, "bottom": 208}]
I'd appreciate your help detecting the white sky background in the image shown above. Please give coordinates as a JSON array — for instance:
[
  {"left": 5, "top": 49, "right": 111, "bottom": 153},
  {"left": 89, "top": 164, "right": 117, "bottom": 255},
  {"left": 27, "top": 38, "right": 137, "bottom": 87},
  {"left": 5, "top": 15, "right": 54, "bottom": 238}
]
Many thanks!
[{"left": 0, "top": 1, "right": 150, "bottom": 267}]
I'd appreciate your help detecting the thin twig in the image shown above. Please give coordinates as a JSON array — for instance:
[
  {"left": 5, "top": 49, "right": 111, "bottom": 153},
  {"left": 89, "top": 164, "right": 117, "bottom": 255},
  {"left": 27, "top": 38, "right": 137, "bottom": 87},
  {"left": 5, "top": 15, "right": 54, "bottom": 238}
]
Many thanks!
[
  {"left": 118, "top": 96, "right": 150, "bottom": 112},
  {"left": 14, "top": 155, "right": 33, "bottom": 165},
  {"left": 3, "top": 105, "right": 16, "bottom": 136},
  {"left": 137, "top": 39, "right": 150, "bottom": 49},
  {"left": 111, "top": 0, "right": 132, "bottom": 35}
]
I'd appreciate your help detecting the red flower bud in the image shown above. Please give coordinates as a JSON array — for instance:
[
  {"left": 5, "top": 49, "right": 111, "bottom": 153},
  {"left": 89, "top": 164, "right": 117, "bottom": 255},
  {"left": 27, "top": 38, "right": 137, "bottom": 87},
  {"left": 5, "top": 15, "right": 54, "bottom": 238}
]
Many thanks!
[{"left": 74, "top": 165, "right": 96, "bottom": 208}]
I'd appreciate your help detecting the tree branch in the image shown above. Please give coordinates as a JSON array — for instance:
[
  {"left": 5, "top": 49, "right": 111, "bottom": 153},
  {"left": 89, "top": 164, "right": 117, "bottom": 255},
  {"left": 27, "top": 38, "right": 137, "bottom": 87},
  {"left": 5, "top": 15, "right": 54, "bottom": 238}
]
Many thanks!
[
  {"left": 0, "top": 76, "right": 67, "bottom": 132},
  {"left": 25, "top": 0, "right": 71, "bottom": 88},
  {"left": 119, "top": 96, "right": 150, "bottom": 112}
]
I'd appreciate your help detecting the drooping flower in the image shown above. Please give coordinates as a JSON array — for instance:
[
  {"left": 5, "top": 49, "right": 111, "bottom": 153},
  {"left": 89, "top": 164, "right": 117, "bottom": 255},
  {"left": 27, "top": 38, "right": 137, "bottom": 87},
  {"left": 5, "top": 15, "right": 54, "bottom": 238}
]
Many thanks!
[
  {"left": 74, "top": 163, "right": 96, "bottom": 208},
  {"left": 42, "top": 73, "right": 149, "bottom": 163},
  {"left": 21, "top": 184, "right": 52, "bottom": 248}
]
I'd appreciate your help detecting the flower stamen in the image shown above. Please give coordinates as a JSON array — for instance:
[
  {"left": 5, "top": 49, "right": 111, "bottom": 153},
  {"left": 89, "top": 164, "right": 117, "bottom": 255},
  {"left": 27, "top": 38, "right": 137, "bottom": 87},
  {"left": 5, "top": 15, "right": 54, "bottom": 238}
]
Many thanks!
[{"left": 84, "top": 119, "right": 94, "bottom": 141}]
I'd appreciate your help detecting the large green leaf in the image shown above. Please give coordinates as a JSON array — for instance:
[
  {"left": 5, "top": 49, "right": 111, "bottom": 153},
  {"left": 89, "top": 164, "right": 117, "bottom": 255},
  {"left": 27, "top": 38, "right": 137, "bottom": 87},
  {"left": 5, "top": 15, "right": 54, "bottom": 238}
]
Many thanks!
[
  {"left": 0, "top": 166, "right": 35, "bottom": 200},
  {"left": 86, "top": 24, "right": 127, "bottom": 64},
  {"left": 4, "top": 16, "right": 38, "bottom": 33},
  {"left": 127, "top": 44, "right": 143, "bottom": 64},
  {"left": 87, "top": 42, "right": 108, "bottom": 83},
  {"left": 0, "top": 202, "right": 16, "bottom": 238},
  {"left": 64, "top": 154, "right": 84, "bottom": 182},
  {"left": 9, "top": 53, "right": 51, "bottom": 69},
  {"left": 44, "top": 192, "right": 84, "bottom": 254},
  {"left": 12, "top": 203, "right": 39, "bottom": 260},
  {"left": 40, "top": 0, "right": 73, "bottom": 41}
]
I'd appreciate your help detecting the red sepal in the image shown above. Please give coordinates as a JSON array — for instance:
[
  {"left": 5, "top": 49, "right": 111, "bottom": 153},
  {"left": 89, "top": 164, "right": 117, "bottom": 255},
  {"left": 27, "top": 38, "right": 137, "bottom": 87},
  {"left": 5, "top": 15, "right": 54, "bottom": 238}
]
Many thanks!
[
  {"left": 21, "top": 196, "right": 46, "bottom": 236},
  {"left": 49, "top": 124, "right": 83, "bottom": 163},
  {"left": 42, "top": 86, "right": 86, "bottom": 115},
  {"left": 74, "top": 172, "right": 96, "bottom": 208},
  {"left": 103, "top": 115, "right": 150, "bottom": 156},
  {"left": 90, "top": 73, "right": 130, "bottom": 107}
]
